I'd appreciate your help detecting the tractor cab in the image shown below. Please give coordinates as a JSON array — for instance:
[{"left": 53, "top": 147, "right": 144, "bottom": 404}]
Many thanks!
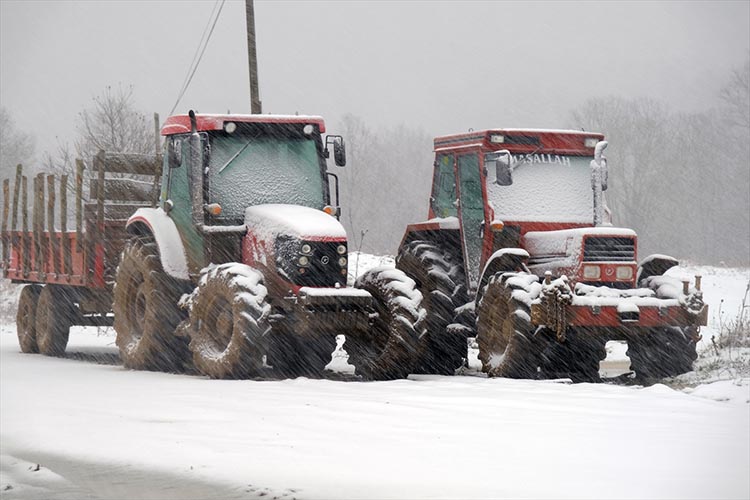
[
  {"left": 159, "top": 112, "right": 347, "bottom": 289},
  {"left": 424, "top": 129, "right": 632, "bottom": 293}
]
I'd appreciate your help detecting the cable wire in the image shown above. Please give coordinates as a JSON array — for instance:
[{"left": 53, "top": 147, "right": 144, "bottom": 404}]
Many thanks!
[{"left": 169, "top": 0, "right": 227, "bottom": 116}]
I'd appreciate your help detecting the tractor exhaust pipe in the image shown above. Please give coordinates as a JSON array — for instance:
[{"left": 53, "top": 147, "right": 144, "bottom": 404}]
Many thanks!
[
  {"left": 591, "top": 141, "right": 608, "bottom": 226},
  {"left": 189, "top": 110, "right": 204, "bottom": 228}
]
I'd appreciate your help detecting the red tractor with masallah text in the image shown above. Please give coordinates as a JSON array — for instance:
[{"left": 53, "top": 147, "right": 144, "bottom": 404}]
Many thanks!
[{"left": 395, "top": 128, "right": 707, "bottom": 381}]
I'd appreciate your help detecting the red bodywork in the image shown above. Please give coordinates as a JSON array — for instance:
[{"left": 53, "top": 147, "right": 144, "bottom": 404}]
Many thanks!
[{"left": 161, "top": 114, "right": 326, "bottom": 136}]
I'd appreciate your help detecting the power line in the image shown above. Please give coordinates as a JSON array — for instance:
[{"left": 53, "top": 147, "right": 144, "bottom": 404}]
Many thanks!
[{"left": 169, "top": 0, "right": 227, "bottom": 116}]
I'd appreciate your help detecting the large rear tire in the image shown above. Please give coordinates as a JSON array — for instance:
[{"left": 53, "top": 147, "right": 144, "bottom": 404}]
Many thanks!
[
  {"left": 16, "top": 285, "right": 41, "bottom": 353},
  {"left": 186, "top": 264, "right": 272, "bottom": 379},
  {"left": 113, "top": 237, "right": 187, "bottom": 372},
  {"left": 476, "top": 272, "right": 541, "bottom": 378},
  {"left": 349, "top": 267, "right": 426, "bottom": 380},
  {"left": 35, "top": 285, "right": 73, "bottom": 357},
  {"left": 396, "top": 240, "right": 465, "bottom": 375}
]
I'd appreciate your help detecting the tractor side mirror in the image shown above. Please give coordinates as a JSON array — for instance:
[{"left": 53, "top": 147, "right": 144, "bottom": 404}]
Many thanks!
[
  {"left": 333, "top": 136, "right": 346, "bottom": 167},
  {"left": 325, "top": 135, "right": 347, "bottom": 167},
  {"left": 168, "top": 139, "right": 182, "bottom": 168},
  {"left": 486, "top": 151, "right": 513, "bottom": 186}
]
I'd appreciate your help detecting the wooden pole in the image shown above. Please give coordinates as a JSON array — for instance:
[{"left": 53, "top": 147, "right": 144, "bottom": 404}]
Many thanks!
[
  {"left": 61, "top": 173, "right": 72, "bottom": 275},
  {"left": 245, "top": 0, "right": 262, "bottom": 114},
  {"left": 75, "top": 159, "right": 84, "bottom": 252},
  {"left": 34, "top": 173, "right": 44, "bottom": 275},
  {"left": 12, "top": 165, "right": 21, "bottom": 233},
  {"left": 2, "top": 179, "right": 9, "bottom": 274},
  {"left": 21, "top": 175, "right": 29, "bottom": 276},
  {"left": 47, "top": 175, "right": 60, "bottom": 275}
]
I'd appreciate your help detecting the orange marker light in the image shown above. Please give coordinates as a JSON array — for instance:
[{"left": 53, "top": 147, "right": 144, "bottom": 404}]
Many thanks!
[
  {"left": 204, "top": 203, "right": 222, "bottom": 216},
  {"left": 490, "top": 221, "right": 505, "bottom": 232},
  {"left": 323, "top": 205, "right": 335, "bottom": 216}
]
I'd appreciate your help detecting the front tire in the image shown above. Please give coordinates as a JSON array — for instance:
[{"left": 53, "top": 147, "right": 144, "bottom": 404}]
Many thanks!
[
  {"left": 113, "top": 237, "right": 186, "bottom": 372},
  {"left": 16, "top": 285, "right": 42, "bottom": 353},
  {"left": 186, "top": 264, "right": 272, "bottom": 379},
  {"left": 350, "top": 267, "right": 426, "bottom": 380},
  {"left": 476, "top": 272, "right": 542, "bottom": 379}
]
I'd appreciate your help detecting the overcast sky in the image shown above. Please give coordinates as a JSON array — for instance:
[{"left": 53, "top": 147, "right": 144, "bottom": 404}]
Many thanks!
[{"left": 1, "top": 0, "right": 748, "bottom": 157}]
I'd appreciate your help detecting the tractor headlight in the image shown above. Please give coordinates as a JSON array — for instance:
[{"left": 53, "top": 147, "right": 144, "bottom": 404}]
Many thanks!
[
  {"left": 337, "top": 244, "right": 347, "bottom": 255},
  {"left": 583, "top": 265, "right": 601, "bottom": 280},
  {"left": 616, "top": 266, "right": 633, "bottom": 280},
  {"left": 339, "top": 257, "right": 348, "bottom": 267},
  {"left": 301, "top": 244, "right": 312, "bottom": 254},
  {"left": 299, "top": 256, "right": 310, "bottom": 266}
]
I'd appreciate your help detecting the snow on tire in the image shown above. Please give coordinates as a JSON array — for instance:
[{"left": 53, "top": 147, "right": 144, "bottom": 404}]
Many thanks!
[
  {"left": 185, "top": 263, "right": 272, "bottom": 379},
  {"left": 113, "top": 237, "right": 187, "bottom": 372},
  {"left": 350, "top": 266, "right": 426, "bottom": 380},
  {"left": 396, "top": 240, "right": 466, "bottom": 375},
  {"left": 476, "top": 271, "right": 542, "bottom": 379}
]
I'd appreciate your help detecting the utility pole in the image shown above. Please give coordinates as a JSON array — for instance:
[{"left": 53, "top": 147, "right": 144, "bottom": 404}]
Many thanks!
[{"left": 245, "top": 0, "right": 262, "bottom": 114}]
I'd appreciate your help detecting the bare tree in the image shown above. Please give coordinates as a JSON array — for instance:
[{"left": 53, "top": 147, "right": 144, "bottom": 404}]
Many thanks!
[
  {"left": 0, "top": 106, "right": 35, "bottom": 180},
  {"left": 719, "top": 56, "right": 750, "bottom": 131},
  {"left": 75, "top": 84, "right": 156, "bottom": 163}
]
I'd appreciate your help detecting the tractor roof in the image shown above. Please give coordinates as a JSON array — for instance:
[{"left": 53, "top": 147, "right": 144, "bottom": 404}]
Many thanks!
[
  {"left": 434, "top": 128, "right": 604, "bottom": 155},
  {"left": 161, "top": 113, "right": 326, "bottom": 136}
]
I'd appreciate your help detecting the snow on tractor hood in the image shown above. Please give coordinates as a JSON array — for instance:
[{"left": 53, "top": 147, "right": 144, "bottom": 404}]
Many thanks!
[
  {"left": 523, "top": 227, "right": 637, "bottom": 261},
  {"left": 244, "top": 204, "right": 347, "bottom": 241}
]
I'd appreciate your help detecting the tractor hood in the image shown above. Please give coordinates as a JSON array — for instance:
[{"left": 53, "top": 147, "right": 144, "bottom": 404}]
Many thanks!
[
  {"left": 244, "top": 204, "right": 347, "bottom": 241},
  {"left": 524, "top": 227, "right": 637, "bottom": 270}
]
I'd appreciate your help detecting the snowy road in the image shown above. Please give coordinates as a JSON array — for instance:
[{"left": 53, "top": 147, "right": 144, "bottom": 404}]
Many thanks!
[{"left": 1, "top": 324, "right": 748, "bottom": 500}]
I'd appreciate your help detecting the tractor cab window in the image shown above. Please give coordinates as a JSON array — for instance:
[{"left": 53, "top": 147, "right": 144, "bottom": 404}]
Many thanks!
[
  {"left": 431, "top": 154, "right": 457, "bottom": 218},
  {"left": 486, "top": 153, "right": 593, "bottom": 223},
  {"left": 207, "top": 123, "right": 326, "bottom": 222}
]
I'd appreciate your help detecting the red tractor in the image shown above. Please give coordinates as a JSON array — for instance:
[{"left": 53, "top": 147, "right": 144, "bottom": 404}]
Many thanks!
[
  {"left": 396, "top": 128, "right": 707, "bottom": 381},
  {"left": 2, "top": 112, "right": 425, "bottom": 380}
]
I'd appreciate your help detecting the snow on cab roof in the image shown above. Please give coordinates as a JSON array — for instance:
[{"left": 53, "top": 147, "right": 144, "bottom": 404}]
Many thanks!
[
  {"left": 161, "top": 113, "right": 326, "bottom": 136},
  {"left": 434, "top": 128, "right": 605, "bottom": 153}
]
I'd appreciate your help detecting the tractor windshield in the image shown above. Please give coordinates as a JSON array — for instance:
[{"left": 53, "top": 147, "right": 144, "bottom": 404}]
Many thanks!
[
  {"left": 486, "top": 153, "right": 593, "bottom": 223},
  {"left": 207, "top": 125, "right": 326, "bottom": 221}
]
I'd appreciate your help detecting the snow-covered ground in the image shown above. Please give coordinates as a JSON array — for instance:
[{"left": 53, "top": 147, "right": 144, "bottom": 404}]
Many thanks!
[{"left": 1, "top": 258, "right": 748, "bottom": 499}]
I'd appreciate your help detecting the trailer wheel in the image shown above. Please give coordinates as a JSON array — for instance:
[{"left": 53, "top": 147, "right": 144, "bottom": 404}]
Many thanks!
[
  {"left": 113, "top": 237, "right": 186, "bottom": 372},
  {"left": 16, "top": 285, "right": 42, "bottom": 353},
  {"left": 476, "top": 272, "right": 541, "bottom": 378},
  {"left": 35, "top": 285, "right": 73, "bottom": 357},
  {"left": 396, "top": 240, "right": 465, "bottom": 375},
  {"left": 626, "top": 327, "right": 697, "bottom": 380},
  {"left": 349, "top": 267, "right": 426, "bottom": 380},
  {"left": 187, "top": 264, "right": 272, "bottom": 379}
]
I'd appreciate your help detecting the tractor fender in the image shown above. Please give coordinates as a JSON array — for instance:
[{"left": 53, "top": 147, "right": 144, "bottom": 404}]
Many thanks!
[
  {"left": 636, "top": 254, "right": 679, "bottom": 286},
  {"left": 477, "top": 248, "right": 530, "bottom": 297},
  {"left": 125, "top": 207, "right": 189, "bottom": 280}
]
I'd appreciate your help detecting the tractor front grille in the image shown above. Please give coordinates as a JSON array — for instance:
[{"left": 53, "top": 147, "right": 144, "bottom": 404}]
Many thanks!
[{"left": 583, "top": 237, "right": 635, "bottom": 262}]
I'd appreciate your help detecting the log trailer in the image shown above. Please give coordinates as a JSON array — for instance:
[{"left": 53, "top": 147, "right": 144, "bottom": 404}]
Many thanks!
[
  {"left": 395, "top": 128, "right": 707, "bottom": 381},
  {"left": 1, "top": 112, "right": 425, "bottom": 380}
]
